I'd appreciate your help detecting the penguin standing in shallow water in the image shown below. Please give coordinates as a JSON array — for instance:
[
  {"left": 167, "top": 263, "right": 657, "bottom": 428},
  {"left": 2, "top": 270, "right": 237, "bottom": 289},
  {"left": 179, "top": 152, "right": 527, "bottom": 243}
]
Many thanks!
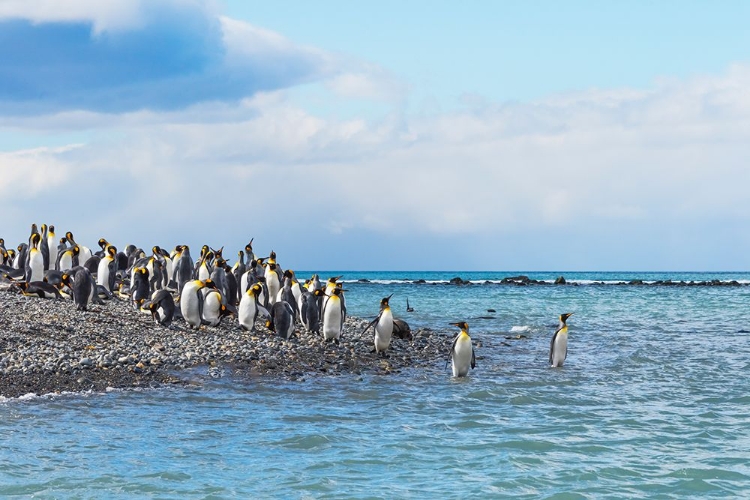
[
  {"left": 363, "top": 294, "right": 394, "bottom": 357},
  {"left": 449, "top": 322, "right": 476, "bottom": 378},
  {"left": 549, "top": 313, "right": 573, "bottom": 368}
]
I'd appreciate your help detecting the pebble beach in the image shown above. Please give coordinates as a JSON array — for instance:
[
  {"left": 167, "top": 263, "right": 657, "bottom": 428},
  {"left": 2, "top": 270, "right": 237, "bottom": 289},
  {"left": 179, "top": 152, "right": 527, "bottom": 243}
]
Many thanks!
[{"left": 0, "top": 290, "right": 452, "bottom": 399}]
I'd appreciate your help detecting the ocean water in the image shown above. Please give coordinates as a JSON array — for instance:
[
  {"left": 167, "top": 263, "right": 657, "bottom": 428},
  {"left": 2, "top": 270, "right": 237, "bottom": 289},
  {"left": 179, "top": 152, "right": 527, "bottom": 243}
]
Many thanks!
[{"left": 2, "top": 271, "right": 750, "bottom": 498}]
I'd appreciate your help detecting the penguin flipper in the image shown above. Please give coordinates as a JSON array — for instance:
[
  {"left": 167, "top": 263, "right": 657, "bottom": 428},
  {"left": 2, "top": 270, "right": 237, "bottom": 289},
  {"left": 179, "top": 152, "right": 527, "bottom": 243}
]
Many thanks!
[
  {"left": 362, "top": 313, "right": 381, "bottom": 335},
  {"left": 257, "top": 304, "right": 271, "bottom": 319},
  {"left": 471, "top": 347, "right": 476, "bottom": 369}
]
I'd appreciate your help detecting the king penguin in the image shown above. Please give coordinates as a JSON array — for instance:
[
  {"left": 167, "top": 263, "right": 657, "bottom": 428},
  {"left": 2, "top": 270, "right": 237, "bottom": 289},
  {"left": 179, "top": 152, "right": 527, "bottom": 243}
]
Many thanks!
[
  {"left": 322, "top": 287, "right": 346, "bottom": 343},
  {"left": 47, "top": 225, "right": 58, "bottom": 269},
  {"left": 144, "top": 289, "right": 176, "bottom": 327},
  {"left": 201, "top": 288, "right": 232, "bottom": 327},
  {"left": 268, "top": 300, "right": 295, "bottom": 340},
  {"left": 96, "top": 245, "right": 117, "bottom": 292},
  {"left": 25, "top": 233, "right": 44, "bottom": 283},
  {"left": 549, "top": 313, "right": 574, "bottom": 368},
  {"left": 238, "top": 283, "right": 268, "bottom": 332},
  {"left": 363, "top": 294, "right": 394, "bottom": 357},
  {"left": 449, "top": 322, "right": 476, "bottom": 377},
  {"left": 180, "top": 279, "right": 216, "bottom": 329}
]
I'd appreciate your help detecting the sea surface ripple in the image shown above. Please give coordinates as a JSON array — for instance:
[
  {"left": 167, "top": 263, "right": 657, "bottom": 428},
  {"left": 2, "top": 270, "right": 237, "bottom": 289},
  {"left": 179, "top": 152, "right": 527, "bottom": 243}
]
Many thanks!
[{"left": 2, "top": 271, "right": 750, "bottom": 498}]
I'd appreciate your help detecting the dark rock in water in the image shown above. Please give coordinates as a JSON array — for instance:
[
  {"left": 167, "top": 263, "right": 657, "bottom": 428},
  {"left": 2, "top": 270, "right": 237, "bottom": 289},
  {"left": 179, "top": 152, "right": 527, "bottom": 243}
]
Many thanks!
[
  {"left": 501, "top": 275, "right": 536, "bottom": 285},
  {"left": 358, "top": 279, "right": 370, "bottom": 283},
  {"left": 393, "top": 319, "right": 412, "bottom": 340},
  {"left": 413, "top": 279, "right": 426, "bottom": 284},
  {"left": 487, "top": 309, "right": 496, "bottom": 313},
  {"left": 555, "top": 276, "right": 566, "bottom": 285},
  {"left": 449, "top": 277, "right": 469, "bottom": 285},
  {"left": 629, "top": 279, "right": 644, "bottom": 285}
]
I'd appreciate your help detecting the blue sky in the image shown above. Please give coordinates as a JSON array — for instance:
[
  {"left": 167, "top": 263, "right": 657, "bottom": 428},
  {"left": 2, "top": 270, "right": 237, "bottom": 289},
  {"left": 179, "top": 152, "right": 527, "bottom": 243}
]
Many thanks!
[{"left": 1, "top": 1, "right": 749, "bottom": 270}]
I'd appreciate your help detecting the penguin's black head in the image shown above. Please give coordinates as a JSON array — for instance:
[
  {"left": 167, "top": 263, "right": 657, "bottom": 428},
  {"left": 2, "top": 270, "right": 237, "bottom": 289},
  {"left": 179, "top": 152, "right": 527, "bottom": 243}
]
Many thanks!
[
  {"left": 270, "top": 250, "right": 276, "bottom": 260},
  {"left": 49, "top": 225, "right": 54, "bottom": 232},
  {"left": 313, "top": 289, "right": 324, "bottom": 297},
  {"left": 61, "top": 273, "right": 71, "bottom": 286},
  {"left": 283, "top": 270, "right": 293, "bottom": 278},
  {"left": 451, "top": 321, "right": 469, "bottom": 331},
  {"left": 66, "top": 231, "right": 74, "bottom": 241},
  {"left": 108, "top": 246, "right": 118, "bottom": 257},
  {"left": 98, "top": 238, "right": 108, "bottom": 249},
  {"left": 152, "top": 245, "right": 161, "bottom": 255},
  {"left": 204, "top": 279, "right": 216, "bottom": 290},
  {"left": 381, "top": 294, "right": 393, "bottom": 307},
  {"left": 560, "top": 312, "right": 573, "bottom": 323},
  {"left": 72, "top": 246, "right": 80, "bottom": 255}
]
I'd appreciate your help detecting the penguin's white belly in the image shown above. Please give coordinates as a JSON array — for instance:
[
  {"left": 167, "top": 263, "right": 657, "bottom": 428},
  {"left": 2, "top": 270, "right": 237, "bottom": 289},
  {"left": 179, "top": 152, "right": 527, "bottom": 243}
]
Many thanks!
[
  {"left": 266, "top": 276, "right": 279, "bottom": 306},
  {"left": 374, "top": 313, "right": 393, "bottom": 352},
  {"left": 452, "top": 338, "right": 473, "bottom": 377},
  {"left": 198, "top": 265, "right": 210, "bottom": 282},
  {"left": 238, "top": 294, "right": 257, "bottom": 330},
  {"left": 156, "top": 306, "right": 167, "bottom": 324},
  {"left": 202, "top": 292, "right": 222, "bottom": 326},
  {"left": 180, "top": 284, "right": 202, "bottom": 327},
  {"left": 29, "top": 251, "right": 44, "bottom": 282},
  {"left": 48, "top": 238, "right": 58, "bottom": 268},
  {"left": 97, "top": 258, "right": 111, "bottom": 289},
  {"left": 323, "top": 300, "right": 342, "bottom": 340},
  {"left": 79, "top": 246, "right": 92, "bottom": 264},
  {"left": 551, "top": 332, "right": 568, "bottom": 367},
  {"left": 240, "top": 272, "right": 250, "bottom": 294}
]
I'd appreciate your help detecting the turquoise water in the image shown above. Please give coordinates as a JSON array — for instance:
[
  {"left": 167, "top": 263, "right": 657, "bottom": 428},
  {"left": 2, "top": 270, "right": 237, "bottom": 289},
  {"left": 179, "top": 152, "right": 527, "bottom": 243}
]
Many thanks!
[{"left": 2, "top": 272, "right": 750, "bottom": 498}]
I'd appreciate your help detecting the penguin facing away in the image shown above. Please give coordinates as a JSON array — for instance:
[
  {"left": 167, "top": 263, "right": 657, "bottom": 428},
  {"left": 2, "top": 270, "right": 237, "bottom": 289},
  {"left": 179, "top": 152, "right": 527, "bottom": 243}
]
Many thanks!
[{"left": 549, "top": 313, "right": 574, "bottom": 368}]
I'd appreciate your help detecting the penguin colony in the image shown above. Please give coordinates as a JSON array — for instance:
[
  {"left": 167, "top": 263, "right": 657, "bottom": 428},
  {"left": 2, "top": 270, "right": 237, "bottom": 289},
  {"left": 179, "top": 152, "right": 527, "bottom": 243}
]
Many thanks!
[{"left": 0, "top": 224, "right": 575, "bottom": 380}]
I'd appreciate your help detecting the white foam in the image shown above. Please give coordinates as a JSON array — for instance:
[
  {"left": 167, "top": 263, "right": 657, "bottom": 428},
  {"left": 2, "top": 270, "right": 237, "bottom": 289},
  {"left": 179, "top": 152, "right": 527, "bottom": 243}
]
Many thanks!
[{"left": 510, "top": 325, "right": 531, "bottom": 333}]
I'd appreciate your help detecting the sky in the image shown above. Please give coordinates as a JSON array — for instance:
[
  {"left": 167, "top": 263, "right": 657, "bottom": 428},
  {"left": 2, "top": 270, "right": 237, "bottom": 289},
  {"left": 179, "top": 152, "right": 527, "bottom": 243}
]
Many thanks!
[{"left": 1, "top": 0, "right": 750, "bottom": 271}]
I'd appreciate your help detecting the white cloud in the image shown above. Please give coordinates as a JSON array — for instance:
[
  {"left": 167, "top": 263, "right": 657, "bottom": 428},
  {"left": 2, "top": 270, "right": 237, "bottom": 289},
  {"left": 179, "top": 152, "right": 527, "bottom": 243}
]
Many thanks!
[{"left": 2, "top": 63, "right": 750, "bottom": 269}]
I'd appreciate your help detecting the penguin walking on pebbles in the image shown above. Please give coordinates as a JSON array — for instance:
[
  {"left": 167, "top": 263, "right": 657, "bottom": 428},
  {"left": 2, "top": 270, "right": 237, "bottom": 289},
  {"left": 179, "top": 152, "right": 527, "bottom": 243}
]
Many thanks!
[
  {"left": 363, "top": 294, "right": 394, "bottom": 357},
  {"left": 449, "top": 322, "right": 476, "bottom": 378},
  {"left": 322, "top": 287, "right": 346, "bottom": 343},
  {"left": 549, "top": 313, "right": 573, "bottom": 368}
]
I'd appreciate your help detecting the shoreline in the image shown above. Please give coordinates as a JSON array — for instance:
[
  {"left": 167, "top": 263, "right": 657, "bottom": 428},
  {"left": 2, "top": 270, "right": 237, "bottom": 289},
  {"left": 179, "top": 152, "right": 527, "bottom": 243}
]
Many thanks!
[{"left": 0, "top": 292, "right": 452, "bottom": 399}]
